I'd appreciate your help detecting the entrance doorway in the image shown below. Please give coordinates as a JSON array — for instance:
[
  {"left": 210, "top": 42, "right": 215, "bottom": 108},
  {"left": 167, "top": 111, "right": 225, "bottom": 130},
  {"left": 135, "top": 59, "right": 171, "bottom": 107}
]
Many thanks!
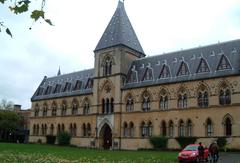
[{"left": 99, "top": 124, "right": 112, "bottom": 149}]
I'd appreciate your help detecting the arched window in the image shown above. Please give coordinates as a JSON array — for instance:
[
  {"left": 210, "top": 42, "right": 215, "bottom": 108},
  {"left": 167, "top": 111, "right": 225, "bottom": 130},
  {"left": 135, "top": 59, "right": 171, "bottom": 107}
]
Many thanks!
[
  {"left": 196, "top": 58, "right": 210, "bottom": 73},
  {"left": 61, "top": 124, "right": 65, "bottom": 132},
  {"left": 61, "top": 101, "right": 67, "bottom": 116},
  {"left": 225, "top": 117, "right": 232, "bottom": 136},
  {"left": 129, "top": 122, "right": 134, "bottom": 137},
  {"left": 33, "top": 124, "right": 36, "bottom": 135},
  {"left": 110, "top": 98, "right": 114, "bottom": 113},
  {"left": 87, "top": 123, "right": 91, "bottom": 137},
  {"left": 83, "top": 101, "right": 90, "bottom": 115},
  {"left": 168, "top": 121, "right": 174, "bottom": 137},
  {"left": 41, "top": 124, "right": 47, "bottom": 136},
  {"left": 126, "top": 95, "right": 134, "bottom": 112},
  {"left": 198, "top": 91, "right": 208, "bottom": 108},
  {"left": 159, "top": 89, "right": 168, "bottom": 110},
  {"left": 51, "top": 102, "right": 57, "bottom": 116},
  {"left": 50, "top": 124, "right": 54, "bottom": 135},
  {"left": 72, "top": 99, "right": 78, "bottom": 115},
  {"left": 34, "top": 104, "right": 39, "bottom": 117},
  {"left": 159, "top": 65, "right": 170, "bottom": 78},
  {"left": 142, "top": 68, "right": 153, "bottom": 81},
  {"left": 57, "top": 124, "right": 61, "bottom": 135},
  {"left": 142, "top": 92, "right": 150, "bottom": 111},
  {"left": 127, "top": 70, "right": 138, "bottom": 83},
  {"left": 36, "top": 124, "right": 39, "bottom": 136},
  {"left": 102, "top": 99, "right": 105, "bottom": 114},
  {"left": 63, "top": 82, "right": 72, "bottom": 92},
  {"left": 219, "top": 88, "right": 231, "bottom": 105},
  {"left": 141, "top": 121, "right": 152, "bottom": 137},
  {"left": 161, "top": 121, "right": 167, "bottom": 137},
  {"left": 123, "top": 122, "right": 128, "bottom": 137},
  {"left": 82, "top": 123, "right": 86, "bottom": 137},
  {"left": 186, "top": 120, "right": 192, "bottom": 137},
  {"left": 103, "top": 56, "right": 112, "bottom": 76},
  {"left": 217, "top": 55, "right": 232, "bottom": 70},
  {"left": 178, "top": 93, "right": 187, "bottom": 109},
  {"left": 42, "top": 103, "right": 48, "bottom": 116},
  {"left": 177, "top": 61, "right": 189, "bottom": 76},
  {"left": 69, "top": 123, "right": 73, "bottom": 136},
  {"left": 206, "top": 118, "right": 213, "bottom": 136},
  {"left": 73, "top": 80, "right": 82, "bottom": 91},
  {"left": 179, "top": 120, "right": 185, "bottom": 137}
]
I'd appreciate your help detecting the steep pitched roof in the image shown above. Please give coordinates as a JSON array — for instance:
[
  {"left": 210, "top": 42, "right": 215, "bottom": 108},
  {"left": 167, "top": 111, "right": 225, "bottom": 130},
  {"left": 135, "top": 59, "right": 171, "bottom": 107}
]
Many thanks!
[
  {"left": 31, "top": 69, "right": 94, "bottom": 101},
  {"left": 124, "top": 39, "right": 240, "bottom": 89},
  {"left": 94, "top": 1, "right": 144, "bottom": 55}
]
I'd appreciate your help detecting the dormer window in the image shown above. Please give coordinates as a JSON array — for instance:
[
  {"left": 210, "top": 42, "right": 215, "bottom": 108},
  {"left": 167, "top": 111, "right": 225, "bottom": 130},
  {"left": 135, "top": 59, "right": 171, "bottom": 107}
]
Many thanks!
[
  {"left": 63, "top": 82, "right": 72, "bottom": 92},
  {"left": 127, "top": 70, "right": 138, "bottom": 83},
  {"left": 36, "top": 87, "right": 44, "bottom": 96},
  {"left": 159, "top": 65, "right": 170, "bottom": 79},
  {"left": 53, "top": 84, "right": 62, "bottom": 94},
  {"left": 177, "top": 61, "right": 189, "bottom": 76},
  {"left": 142, "top": 68, "right": 153, "bottom": 81},
  {"left": 44, "top": 86, "right": 52, "bottom": 95},
  {"left": 217, "top": 55, "right": 232, "bottom": 71},
  {"left": 73, "top": 80, "right": 82, "bottom": 91},
  {"left": 85, "top": 78, "right": 93, "bottom": 89},
  {"left": 196, "top": 58, "right": 210, "bottom": 73}
]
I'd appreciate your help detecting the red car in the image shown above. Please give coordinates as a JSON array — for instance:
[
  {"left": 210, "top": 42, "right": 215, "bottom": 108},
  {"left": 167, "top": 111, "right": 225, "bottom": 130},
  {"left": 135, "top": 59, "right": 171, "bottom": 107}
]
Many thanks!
[{"left": 178, "top": 144, "right": 209, "bottom": 163}]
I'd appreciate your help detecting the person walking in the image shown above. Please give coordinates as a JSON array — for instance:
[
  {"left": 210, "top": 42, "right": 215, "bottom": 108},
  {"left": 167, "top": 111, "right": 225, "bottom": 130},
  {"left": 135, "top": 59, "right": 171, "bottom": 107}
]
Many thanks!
[
  {"left": 198, "top": 142, "right": 205, "bottom": 162},
  {"left": 209, "top": 141, "right": 219, "bottom": 163}
]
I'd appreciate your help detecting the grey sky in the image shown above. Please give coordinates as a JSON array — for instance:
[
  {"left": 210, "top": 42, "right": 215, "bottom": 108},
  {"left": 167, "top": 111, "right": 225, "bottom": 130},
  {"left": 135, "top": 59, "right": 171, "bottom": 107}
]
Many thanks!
[{"left": 1, "top": 0, "right": 240, "bottom": 109}]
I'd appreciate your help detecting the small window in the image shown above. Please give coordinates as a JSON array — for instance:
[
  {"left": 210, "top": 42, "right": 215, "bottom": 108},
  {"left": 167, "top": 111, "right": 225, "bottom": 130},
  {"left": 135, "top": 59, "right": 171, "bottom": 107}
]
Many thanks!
[
  {"left": 159, "top": 65, "right": 170, "bottom": 78},
  {"left": 177, "top": 61, "right": 189, "bottom": 76},
  {"left": 217, "top": 55, "right": 232, "bottom": 71},
  {"left": 142, "top": 68, "right": 153, "bottom": 81},
  {"left": 63, "top": 82, "right": 72, "bottom": 92},
  {"left": 196, "top": 58, "right": 210, "bottom": 73},
  {"left": 142, "top": 93, "right": 150, "bottom": 111},
  {"left": 103, "top": 56, "right": 112, "bottom": 76},
  {"left": 127, "top": 70, "right": 138, "bottom": 83},
  {"left": 73, "top": 80, "right": 82, "bottom": 91},
  {"left": 219, "top": 88, "right": 231, "bottom": 105},
  {"left": 85, "top": 78, "right": 93, "bottom": 89},
  {"left": 126, "top": 95, "right": 134, "bottom": 112}
]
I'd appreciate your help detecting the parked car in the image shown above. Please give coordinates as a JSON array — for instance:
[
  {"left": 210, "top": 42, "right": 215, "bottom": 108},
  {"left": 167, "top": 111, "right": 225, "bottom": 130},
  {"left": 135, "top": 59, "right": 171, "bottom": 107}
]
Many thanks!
[{"left": 178, "top": 144, "right": 209, "bottom": 163}]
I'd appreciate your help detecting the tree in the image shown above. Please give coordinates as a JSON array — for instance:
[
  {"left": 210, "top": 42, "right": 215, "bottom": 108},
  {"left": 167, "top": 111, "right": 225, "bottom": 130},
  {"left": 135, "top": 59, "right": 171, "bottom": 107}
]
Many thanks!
[
  {"left": 0, "top": 99, "right": 14, "bottom": 110},
  {"left": 0, "top": 0, "right": 52, "bottom": 37}
]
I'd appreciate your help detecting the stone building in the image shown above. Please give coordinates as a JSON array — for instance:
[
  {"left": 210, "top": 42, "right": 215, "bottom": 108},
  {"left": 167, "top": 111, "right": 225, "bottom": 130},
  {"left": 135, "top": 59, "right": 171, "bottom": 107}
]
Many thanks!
[{"left": 30, "top": 1, "right": 240, "bottom": 150}]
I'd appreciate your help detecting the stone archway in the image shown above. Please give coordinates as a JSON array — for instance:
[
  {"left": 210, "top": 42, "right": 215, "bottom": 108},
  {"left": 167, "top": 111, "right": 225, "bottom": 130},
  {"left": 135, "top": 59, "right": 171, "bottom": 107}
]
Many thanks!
[{"left": 99, "top": 123, "right": 112, "bottom": 149}]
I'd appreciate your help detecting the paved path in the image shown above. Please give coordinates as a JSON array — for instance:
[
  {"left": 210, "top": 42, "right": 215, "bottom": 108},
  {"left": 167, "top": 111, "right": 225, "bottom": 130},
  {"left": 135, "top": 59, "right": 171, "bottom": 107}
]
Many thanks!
[{"left": 218, "top": 152, "right": 240, "bottom": 163}]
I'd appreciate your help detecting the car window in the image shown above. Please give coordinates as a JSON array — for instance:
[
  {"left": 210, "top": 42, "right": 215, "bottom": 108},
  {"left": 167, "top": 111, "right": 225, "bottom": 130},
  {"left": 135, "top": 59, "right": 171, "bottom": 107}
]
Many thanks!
[{"left": 183, "top": 145, "right": 198, "bottom": 151}]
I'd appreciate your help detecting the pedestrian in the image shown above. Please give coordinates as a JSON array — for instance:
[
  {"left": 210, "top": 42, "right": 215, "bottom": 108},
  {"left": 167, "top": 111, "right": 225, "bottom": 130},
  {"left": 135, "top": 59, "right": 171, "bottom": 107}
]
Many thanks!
[
  {"left": 198, "top": 142, "right": 204, "bottom": 162},
  {"left": 209, "top": 141, "right": 219, "bottom": 163}
]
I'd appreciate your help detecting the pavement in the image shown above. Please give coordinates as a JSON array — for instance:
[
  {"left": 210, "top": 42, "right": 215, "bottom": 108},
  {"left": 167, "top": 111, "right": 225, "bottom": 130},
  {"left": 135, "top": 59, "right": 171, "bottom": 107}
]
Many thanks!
[{"left": 218, "top": 152, "right": 240, "bottom": 163}]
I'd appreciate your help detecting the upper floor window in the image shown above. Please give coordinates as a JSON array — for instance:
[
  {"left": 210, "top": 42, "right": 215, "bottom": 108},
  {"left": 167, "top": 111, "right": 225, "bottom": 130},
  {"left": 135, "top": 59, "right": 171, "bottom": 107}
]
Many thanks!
[
  {"left": 72, "top": 99, "right": 78, "bottom": 115},
  {"left": 61, "top": 101, "right": 67, "bottom": 116},
  {"left": 34, "top": 104, "right": 39, "bottom": 117},
  {"left": 126, "top": 95, "right": 134, "bottom": 112},
  {"left": 142, "top": 68, "right": 153, "bottom": 81},
  {"left": 127, "top": 70, "right": 138, "bottom": 83},
  {"left": 197, "top": 58, "right": 210, "bottom": 73},
  {"left": 83, "top": 101, "right": 90, "bottom": 115},
  {"left": 219, "top": 88, "right": 231, "bottom": 105},
  {"left": 217, "top": 55, "right": 232, "bottom": 71},
  {"left": 178, "top": 93, "right": 187, "bottom": 109},
  {"left": 177, "top": 61, "right": 189, "bottom": 76},
  {"left": 44, "top": 86, "right": 52, "bottom": 95},
  {"left": 42, "top": 104, "right": 48, "bottom": 116},
  {"left": 159, "top": 89, "right": 168, "bottom": 110},
  {"left": 53, "top": 84, "right": 62, "bottom": 94},
  {"left": 198, "top": 91, "right": 208, "bottom": 108},
  {"left": 159, "top": 65, "right": 170, "bottom": 78},
  {"left": 85, "top": 78, "right": 93, "bottom": 89},
  {"left": 51, "top": 102, "right": 57, "bottom": 116},
  {"left": 142, "top": 92, "right": 150, "bottom": 111},
  {"left": 102, "top": 98, "right": 114, "bottom": 114},
  {"left": 103, "top": 56, "right": 112, "bottom": 76}
]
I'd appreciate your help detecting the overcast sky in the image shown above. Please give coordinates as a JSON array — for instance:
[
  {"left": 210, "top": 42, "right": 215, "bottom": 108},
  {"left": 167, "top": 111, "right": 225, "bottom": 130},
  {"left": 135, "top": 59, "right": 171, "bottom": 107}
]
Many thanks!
[{"left": 1, "top": 0, "right": 240, "bottom": 109}]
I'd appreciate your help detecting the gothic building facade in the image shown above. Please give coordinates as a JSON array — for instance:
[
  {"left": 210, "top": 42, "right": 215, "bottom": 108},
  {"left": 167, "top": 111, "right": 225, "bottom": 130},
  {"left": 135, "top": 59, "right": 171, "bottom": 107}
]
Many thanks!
[{"left": 30, "top": 1, "right": 240, "bottom": 150}]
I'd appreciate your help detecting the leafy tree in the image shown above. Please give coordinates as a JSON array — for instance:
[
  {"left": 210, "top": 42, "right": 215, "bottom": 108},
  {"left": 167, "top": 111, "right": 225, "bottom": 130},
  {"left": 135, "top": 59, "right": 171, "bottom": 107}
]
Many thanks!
[
  {"left": 0, "top": 0, "right": 52, "bottom": 37},
  {"left": 0, "top": 99, "right": 14, "bottom": 110}
]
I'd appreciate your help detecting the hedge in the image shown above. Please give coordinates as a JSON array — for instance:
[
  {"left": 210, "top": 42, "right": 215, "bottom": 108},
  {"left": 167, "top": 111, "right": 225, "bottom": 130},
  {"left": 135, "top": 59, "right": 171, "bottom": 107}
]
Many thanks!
[{"left": 149, "top": 136, "right": 168, "bottom": 149}]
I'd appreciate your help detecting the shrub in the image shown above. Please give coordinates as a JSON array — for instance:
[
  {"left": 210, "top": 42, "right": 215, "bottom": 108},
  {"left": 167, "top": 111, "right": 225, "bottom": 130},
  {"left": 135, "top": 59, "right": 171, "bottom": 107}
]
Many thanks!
[
  {"left": 57, "top": 132, "right": 71, "bottom": 146},
  {"left": 176, "top": 137, "right": 197, "bottom": 148},
  {"left": 46, "top": 135, "right": 56, "bottom": 144},
  {"left": 217, "top": 137, "right": 227, "bottom": 149},
  {"left": 149, "top": 136, "right": 168, "bottom": 149}
]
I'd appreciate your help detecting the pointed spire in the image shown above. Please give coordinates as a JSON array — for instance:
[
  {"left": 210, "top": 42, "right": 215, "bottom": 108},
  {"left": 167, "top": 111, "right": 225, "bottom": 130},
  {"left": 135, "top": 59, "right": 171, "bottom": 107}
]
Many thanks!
[
  {"left": 57, "top": 66, "right": 61, "bottom": 76},
  {"left": 95, "top": 1, "right": 144, "bottom": 55}
]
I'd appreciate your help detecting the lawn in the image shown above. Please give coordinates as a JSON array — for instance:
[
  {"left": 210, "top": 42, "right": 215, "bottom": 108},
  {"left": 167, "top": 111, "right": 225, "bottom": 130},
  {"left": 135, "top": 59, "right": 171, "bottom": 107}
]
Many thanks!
[{"left": 0, "top": 143, "right": 178, "bottom": 163}]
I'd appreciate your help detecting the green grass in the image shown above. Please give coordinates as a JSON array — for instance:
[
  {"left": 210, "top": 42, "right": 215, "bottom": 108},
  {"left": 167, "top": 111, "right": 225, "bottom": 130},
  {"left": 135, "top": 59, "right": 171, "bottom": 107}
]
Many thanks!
[{"left": 0, "top": 143, "right": 178, "bottom": 163}]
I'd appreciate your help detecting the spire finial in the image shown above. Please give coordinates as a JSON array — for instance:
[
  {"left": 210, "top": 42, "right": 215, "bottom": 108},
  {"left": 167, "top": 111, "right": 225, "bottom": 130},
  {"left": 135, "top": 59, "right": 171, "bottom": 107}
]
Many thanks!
[
  {"left": 57, "top": 66, "right": 61, "bottom": 76},
  {"left": 119, "top": 0, "right": 124, "bottom": 3}
]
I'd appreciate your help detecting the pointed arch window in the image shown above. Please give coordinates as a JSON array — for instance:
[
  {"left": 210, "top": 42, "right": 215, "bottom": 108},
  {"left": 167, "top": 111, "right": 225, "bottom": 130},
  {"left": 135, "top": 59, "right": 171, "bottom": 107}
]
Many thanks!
[
  {"left": 87, "top": 123, "right": 91, "bottom": 137},
  {"left": 41, "top": 124, "right": 47, "bottom": 136},
  {"left": 44, "top": 86, "right": 52, "bottom": 95},
  {"left": 63, "top": 82, "right": 72, "bottom": 92},
  {"left": 83, "top": 101, "right": 90, "bottom": 115},
  {"left": 142, "top": 68, "right": 153, "bottom": 81},
  {"left": 103, "top": 56, "right": 112, "bottom": 76},
  {"left": 159, "top": 89, "right": 168, "bottom": 110},
  {"left": 61, "top": 101, "right": 67, "bottom": 116},
  {"left": 126, "top": 95, "right": 134, "bottom": 112},
  {"left": 179, "top": 120, "right": 185, "bottom": 137},
  {"left": 159, "top": 65, "right": 170, "bottom": 78},
  {"left": 217, "top": 55, "right": 232, "bottom": 71},
  {"left": 169, "top": 121, "right": 174, "bottom": 137},
  {"left": 206, "top": 118, "right": 213, "bottom": 136},
  {"left": 219, "top": 88, "right": 231, "bottom": 105},
  {"left": 50, "top": 124, "right": 54, "bottom": 135},
  {"left": 123, "top": 122, "right": 128, "bottom": 137},
  {"left": 197, "top": 58, "right": 210, "bottom": 73},
  {"left": 224, "top": 117, "right": 232, "bottom": 136},
  {"left": 141, "top": 121, "right": 152, "bottom": 138},
  {"left": 73, "top": 80, "right": 82, "bottom": 91},
  {"left": 129, "top": 122, "right": 134, "bottom": 137},
  {"left": 53, "top": 84, "right": 62, "bottom": 94},
  {"left": 161, "top": 121, "right": 167, "bottom": 137},
  {"left": 72, "top": 99, "right": 78, "bottom": 115},
  {"left": 34, "top": 104, "right": 39, "bottom": 117},
  {"left": 178, "top": 93, "right": 187, "bottom": 109},
  {"left": 36, "top": 124, "right": 40, "bottom": 136},
  {"left": 177, "top": 61, "right": 190, "bottom": 76},
  {"left": 198, "top": 91, "right": 208, "bottom": 108},
  {"left": 142, "top": 93, "right": 150, "bottom": 111},
  {"left": 42, "top": 104, "right": 48, "bottom": 116},
  {"left": 51, "top": 102, "right": 57, "bottom": 116},
  {"left": 186, "top": 120, "right": 192, "bottom": 137}
]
